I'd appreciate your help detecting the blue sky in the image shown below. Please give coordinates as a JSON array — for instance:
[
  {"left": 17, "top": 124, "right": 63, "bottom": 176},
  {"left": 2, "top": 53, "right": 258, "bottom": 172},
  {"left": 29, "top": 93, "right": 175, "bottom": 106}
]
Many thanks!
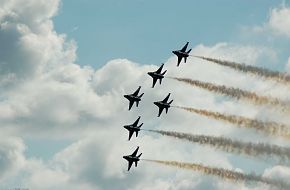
[{"left": 54, "top": 0, "right": 287, "bottom": 68}]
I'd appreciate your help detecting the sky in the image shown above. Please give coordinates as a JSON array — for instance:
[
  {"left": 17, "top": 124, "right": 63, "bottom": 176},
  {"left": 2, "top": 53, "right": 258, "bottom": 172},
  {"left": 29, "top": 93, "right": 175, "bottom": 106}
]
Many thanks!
[
  {"left": 53, "top": 0, "right": 289, "bottom": 67},
  {"left": 1, "top": 0, "right": 290, "bottom": 190}
]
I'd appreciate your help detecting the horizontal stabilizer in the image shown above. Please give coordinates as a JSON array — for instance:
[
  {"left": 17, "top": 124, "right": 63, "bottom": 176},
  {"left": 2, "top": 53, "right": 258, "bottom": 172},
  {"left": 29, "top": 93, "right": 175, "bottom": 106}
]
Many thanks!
[
  {"left": 166, "top": 107, "right": 168, "bottom": 114},
  {"left": 138, "top": 153, "right": 142, "bottom": 158}
]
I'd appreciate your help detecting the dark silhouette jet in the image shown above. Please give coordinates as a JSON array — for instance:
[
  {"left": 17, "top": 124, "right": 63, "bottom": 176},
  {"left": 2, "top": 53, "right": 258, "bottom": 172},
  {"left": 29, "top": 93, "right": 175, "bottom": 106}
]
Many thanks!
[
  {"left": 154, "top": 93, "right": 173, "bottom": 117},
  {"left": 147, "top": 64, "right": 167, "bottom": 88},
  {"left": 123, "top": 146, "right": 142, "bottom": 171},
  {"left": 124, "top": 86, "right": 144, "bottom": 110},
  {"left": 172, "top": 42, "right": 192, "bottom": 66},
  {"left": 124, "top": 116, "right": 143, "bottom": 141}
]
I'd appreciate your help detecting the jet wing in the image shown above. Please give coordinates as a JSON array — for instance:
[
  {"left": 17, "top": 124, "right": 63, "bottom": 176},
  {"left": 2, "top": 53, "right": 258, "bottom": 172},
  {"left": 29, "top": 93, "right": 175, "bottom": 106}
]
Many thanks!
[
  {"left": 156, "top": 64, "right": 164, "bottom": 73},
  {"left": 152, "top": 78, "right": 158, "bottom": 88},
  {"left": 133, "top": 116, "right": 140, "bottom": 126},
  {"left": 132, "top": 86, "right": 141, "bottom": 96},
  {"left": 131, "top": 146, "right": 139, "bottom": 157},
  {"left": 162, "top": 93, "right": 171, "bottom": 103},
  {"left": 177, "top": 56, "right": 182, "bottom": 66},
  {"left": 128, "top": 100, "right": 134, "bottom": 110},
  {"left": 180, "top": 42, "right": 189, "bottom": 52},
  {"left": 128, "top": 161, "right": 133, "bottom": 171},
  {"left": 128, "top": 130, "right": 134, "bottom": 141},
  {"left": 158, "top": 107, "right": 164, "bottom": 117}
]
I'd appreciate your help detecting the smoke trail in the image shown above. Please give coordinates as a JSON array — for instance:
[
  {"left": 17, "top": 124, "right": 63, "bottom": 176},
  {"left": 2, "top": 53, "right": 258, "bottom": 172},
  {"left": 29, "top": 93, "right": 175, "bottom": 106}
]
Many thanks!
[
  {"left": 147, "top": 129, "right": 290, "bottom": 163},
  {"left": 194, "top": 55, "right": 290, "bottom": 84},
  {"left": 170, "top": 77, "right": 290, "bottom": 111},
  {"left": 144, "top": 159, "right": 289, "bottom": 189},
  {"left": 177, "top": 106, "right": 290, "bottom": 139}
]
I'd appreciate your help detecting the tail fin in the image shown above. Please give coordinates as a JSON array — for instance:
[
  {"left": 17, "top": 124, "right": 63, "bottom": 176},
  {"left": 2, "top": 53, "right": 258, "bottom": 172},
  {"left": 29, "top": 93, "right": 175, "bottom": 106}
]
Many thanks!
[
  {"left": 136, "top": 101, "right": 139, "bottom": 107},
  {"left": 136, "top": 131, "right": 139, "bottom": 137},
  {"left": 135, "top": 161, "right": 138, "bottom": 167},
  {"left": 161, "top": 70, "right": 167, "bottom": 75},
  {"left": 137, "top": 123, "right": 143, "bottom": 128},
  {"left": 187, "top": 49, "right": 192, "bottom": 54},
  {"left": 169, "top": 100, "right": 173, "bottom": 104},
  {"left": 166, "top": 107, "right": 169, "bottom": 114},
  {"left": 138, "top": 93, "right": 144, "bottom": 99},
  {"left": 159, "top": 78, "right": 163, "bottom": 85}
]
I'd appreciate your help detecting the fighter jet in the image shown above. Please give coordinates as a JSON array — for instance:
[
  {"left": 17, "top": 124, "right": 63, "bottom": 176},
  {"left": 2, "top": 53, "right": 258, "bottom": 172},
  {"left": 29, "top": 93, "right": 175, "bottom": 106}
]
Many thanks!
[
  {"left": 172, "top": 42, "right": 192, "bottom": 66},
  {"left": 154, "top": 93, "right": 173, "bottom": 117},
  {"left": 124, "top": 86, "right": 144, "bottom": 110},
  {"left": 123, "top": 146, "right": 142, "bottom": 171},
  {"left": 147, "top": 64, "right": 167, "bottom": 88},
  {"left": 124, "top": 116, "right": 143, "bottom": 141}
]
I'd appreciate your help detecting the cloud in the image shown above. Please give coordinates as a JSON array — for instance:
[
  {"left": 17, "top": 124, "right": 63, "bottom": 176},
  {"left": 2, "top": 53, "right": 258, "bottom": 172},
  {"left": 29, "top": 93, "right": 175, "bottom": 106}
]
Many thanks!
[
  {"left": 0, "top": 136, "right": 25, "bottom": 182},
  {"left": 247, "top": 5, "right": 290, "bottom": 40},
  {"left": 268, "top": 6, "right": 290, "bottom": 38},
  {"left": 0, "top": 0, "right": 75, "bottom": 87},
  {"left": 11, "top": 52, "right": 287, "bottom": 189},
  {"left": 21, "top": 159, "right": 96, "bottom": 190}
]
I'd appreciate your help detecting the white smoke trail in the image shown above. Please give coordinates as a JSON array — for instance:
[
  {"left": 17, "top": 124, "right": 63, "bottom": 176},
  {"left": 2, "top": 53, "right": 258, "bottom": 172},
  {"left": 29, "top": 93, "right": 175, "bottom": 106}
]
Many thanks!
[
  {"left": 147, "top": 129, "right": 290, "bottom": 163},
  {"left": 144, "top": 159, "right": 289, "bottom": 189},
  {"left": 177, "top": 106, "right": 290, "bottom": 139},
  {"left": 170, "top": 77, "right": 290, "bottom": 112},
  {"left": 194, "top": 55, "right": 290, "bottom": 84}
]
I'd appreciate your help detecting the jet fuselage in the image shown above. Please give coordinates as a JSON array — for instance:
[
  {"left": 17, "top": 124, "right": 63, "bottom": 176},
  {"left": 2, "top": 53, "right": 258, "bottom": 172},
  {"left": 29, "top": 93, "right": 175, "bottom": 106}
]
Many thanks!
[
  {"left": 123, "top": 155, "right": 140, "bottom": 162},
  {"left": 172, "top": 50, "right": 189, "bottom": 58},
  {"left": 124, "top": 94, "right": 141, "bottom": 101},
  {"left": 147, "top": 72, "right": 164, "bottom": 79},
  {"left": 154, "top": 101, "right": 170, "bottom": 108},
  {"left": 124, "top": 125, "right": 140, "bottom": 132}
]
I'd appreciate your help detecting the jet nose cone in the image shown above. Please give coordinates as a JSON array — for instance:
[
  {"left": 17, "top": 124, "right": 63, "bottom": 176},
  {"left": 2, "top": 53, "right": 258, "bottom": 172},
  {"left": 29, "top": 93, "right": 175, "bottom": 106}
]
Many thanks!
[
  {"left": 123, "top": 156, "right": 126, "bottom": 159},
  {"left": 153, "top": 102, "right": 158, "bottom": 105}
]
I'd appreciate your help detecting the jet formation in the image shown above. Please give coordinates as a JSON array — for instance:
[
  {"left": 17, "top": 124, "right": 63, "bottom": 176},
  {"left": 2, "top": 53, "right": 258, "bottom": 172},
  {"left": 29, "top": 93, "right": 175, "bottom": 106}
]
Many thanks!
[{"left": 123, "top": 42, "right": 192, "bottom": 171}]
